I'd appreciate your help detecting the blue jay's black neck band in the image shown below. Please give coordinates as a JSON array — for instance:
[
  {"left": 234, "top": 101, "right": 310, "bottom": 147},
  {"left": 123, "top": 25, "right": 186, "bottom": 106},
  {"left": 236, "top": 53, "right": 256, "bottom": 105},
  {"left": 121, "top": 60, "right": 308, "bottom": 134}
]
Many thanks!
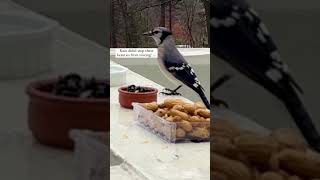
[{"left": 160, "top": 31, "right": 172, "bottom": 44}]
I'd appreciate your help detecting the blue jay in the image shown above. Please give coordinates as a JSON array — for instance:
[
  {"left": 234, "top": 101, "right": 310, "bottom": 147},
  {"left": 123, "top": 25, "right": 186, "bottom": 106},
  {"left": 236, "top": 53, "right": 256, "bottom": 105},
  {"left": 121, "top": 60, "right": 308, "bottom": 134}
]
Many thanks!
[
  {"left": 211, "top": 0, "right": 320, "bottom": 151},
  {"left": 143, "top": 27, "right": 210, "bottom": 109}
]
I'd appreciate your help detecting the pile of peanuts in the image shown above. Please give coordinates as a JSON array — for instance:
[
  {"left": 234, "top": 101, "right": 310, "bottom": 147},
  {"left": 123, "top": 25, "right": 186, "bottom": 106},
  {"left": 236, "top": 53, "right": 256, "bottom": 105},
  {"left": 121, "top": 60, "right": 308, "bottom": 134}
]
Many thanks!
[
  {"left": 141, "top": 98, "right": 210, "bottom": 141},
  {"left": 211, "top": 119, "right": 320, "bottom": 180}
]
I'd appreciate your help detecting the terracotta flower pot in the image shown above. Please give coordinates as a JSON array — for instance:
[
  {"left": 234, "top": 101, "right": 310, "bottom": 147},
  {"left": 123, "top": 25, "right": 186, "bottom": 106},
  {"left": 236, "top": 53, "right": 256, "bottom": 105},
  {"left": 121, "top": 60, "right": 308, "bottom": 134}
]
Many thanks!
[
  {"left": 118, "top": 86, "right": 158, "bottom": 109},
  {"left": 26, "top": 79, "right": 109, "bottom": 149}
]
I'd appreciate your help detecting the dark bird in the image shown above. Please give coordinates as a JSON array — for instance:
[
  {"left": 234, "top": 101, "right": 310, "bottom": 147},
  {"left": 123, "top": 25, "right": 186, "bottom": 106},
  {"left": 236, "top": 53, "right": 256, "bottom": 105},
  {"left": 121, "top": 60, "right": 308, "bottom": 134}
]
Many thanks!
[{"left": 211, "top": 0, "right": 320, "bottom": 151}]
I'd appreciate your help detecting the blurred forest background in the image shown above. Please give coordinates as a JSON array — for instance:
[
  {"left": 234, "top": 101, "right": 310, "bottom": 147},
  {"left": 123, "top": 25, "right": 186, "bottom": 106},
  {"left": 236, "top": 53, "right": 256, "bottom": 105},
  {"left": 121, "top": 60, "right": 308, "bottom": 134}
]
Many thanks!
[{"left": 111, "top": 0, "right": 210, "bottom": 48}]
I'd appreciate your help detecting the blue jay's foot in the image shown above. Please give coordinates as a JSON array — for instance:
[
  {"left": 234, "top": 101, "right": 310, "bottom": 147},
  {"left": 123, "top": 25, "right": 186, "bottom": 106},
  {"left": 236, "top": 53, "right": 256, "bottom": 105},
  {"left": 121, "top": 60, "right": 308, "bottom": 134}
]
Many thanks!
[{"left": 160, "top": 85, "right": 182, "bottom": 96}]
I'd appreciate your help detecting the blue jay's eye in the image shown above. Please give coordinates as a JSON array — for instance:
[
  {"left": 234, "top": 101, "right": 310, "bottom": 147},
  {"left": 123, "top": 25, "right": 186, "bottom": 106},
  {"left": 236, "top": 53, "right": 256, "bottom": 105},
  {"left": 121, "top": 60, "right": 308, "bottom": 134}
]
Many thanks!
[{"left": 154, "top": 31, "right": 159, "bottom": 34}]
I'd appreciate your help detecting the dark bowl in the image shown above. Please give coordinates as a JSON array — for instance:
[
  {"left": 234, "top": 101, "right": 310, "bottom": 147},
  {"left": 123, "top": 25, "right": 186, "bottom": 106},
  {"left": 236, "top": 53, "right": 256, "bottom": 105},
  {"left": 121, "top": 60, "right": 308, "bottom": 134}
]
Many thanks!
[
  {"left": 26, "top": 78, "right": 109, "bottom": 149},
  {"left": 118, "top": 86, "right": 158, "bottom": 109}
]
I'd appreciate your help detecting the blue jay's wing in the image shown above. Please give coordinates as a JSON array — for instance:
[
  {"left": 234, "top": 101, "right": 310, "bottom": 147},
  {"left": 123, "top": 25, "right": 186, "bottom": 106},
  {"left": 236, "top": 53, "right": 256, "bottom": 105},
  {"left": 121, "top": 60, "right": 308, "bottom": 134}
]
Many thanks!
[
  {"left": 161, "top": 48, "right": 210, "bottom": 109},
  {"left": 163, "top": 51, "right": 204, "bottom": 92},
  {"left": 211, "top": 0, "right": 303, "bottom": 95}
]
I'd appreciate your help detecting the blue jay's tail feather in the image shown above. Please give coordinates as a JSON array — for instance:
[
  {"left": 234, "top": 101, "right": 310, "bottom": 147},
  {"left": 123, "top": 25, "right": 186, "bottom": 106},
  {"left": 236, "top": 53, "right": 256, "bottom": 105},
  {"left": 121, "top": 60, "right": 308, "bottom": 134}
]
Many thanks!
[
  {"left": 282, "top": 88, "right": 320, "bottom": 152},
  {"left": 197, "top": 86, "right": 210, "bottom": 109}
]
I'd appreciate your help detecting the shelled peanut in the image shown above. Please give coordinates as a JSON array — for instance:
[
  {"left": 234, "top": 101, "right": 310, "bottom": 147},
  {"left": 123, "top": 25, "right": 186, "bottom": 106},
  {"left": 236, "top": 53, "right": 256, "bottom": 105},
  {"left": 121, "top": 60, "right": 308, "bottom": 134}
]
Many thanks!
[
  {"left": 211, "top": 119, "right": 320, "bottom": 180},
  {"left": 141, "top": 98, "right": 210, "bottom": 140}
]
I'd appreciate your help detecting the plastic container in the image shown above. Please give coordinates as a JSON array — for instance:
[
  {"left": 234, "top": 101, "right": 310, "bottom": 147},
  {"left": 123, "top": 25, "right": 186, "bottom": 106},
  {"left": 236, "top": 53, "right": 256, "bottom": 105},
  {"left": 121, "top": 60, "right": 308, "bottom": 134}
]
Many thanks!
[
  {"left": 70, "top": 130, "right": 108, "bottom": 180},
  {"left": 110, "top": 65, "right": 127, "bottom": 87},
  {"left": 0, "top": 12, "right": 58, "bottom": 79},
  {"left": 133, "top": 103, "right": 210, "bottom": 143}
]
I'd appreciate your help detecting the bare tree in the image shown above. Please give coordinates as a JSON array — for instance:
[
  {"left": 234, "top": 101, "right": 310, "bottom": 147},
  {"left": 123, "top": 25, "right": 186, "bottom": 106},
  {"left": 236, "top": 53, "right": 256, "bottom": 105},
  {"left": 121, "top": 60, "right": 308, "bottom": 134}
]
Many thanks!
[
  {"left": 179, "top": 0, "right": 198, "bottom": 47},
  {"left": 169, "top": 0, "right": 172, "bottom": 30},
  {"left": 110, "top": 0, "right": 208, "bottom": 48},
  {"left": 200, "top": 0, "right": 210, "bottom": 44},
  {"left": 160, "top": 0, "right": 166, "bottom": 26},
  {"left": 111, "top": 0, "right": 118, "bottom": 47}
]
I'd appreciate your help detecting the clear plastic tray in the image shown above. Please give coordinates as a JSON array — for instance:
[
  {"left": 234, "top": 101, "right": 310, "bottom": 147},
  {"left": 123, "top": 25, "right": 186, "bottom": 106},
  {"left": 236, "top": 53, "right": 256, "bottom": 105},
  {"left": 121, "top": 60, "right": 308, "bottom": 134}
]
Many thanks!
[
  {"left": 133, "top": 103, "right": 210, "bottom": 143},
  {"left": 70, "top": 130, "right": 109, "bottom": 180}
]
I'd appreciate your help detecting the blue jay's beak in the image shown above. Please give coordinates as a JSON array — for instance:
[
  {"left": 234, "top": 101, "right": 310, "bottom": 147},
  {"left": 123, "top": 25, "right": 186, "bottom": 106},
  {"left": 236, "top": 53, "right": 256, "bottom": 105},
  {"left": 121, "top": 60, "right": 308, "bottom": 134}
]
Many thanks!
[{"left": 143, "top": 31, "right": 153, "bottom": 36}]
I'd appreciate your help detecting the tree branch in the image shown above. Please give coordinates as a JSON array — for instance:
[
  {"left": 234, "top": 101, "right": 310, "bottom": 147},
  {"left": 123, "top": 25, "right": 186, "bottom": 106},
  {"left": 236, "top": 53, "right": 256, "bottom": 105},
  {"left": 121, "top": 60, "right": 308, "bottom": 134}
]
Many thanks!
[{"left": 132, "top": 0, "right": 181, "bottom": 14}]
